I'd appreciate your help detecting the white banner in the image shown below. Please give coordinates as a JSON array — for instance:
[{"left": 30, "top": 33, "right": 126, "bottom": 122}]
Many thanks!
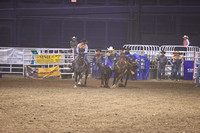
[{"left": 0, "top": 48, "right": 24, "bottom": 64}]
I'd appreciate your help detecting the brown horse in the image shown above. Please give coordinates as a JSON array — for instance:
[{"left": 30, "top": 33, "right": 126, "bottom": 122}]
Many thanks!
[{"left": 111, "top": 53, "right": 133, "bottom": 88}]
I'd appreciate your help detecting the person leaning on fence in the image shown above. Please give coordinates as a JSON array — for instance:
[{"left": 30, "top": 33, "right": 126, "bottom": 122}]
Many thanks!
[
  {"left": 105, "top": 46, "right": 119, "bottom": 70},
  {"left": 155, "top": 50, "right": 168, "bottom": 80},
  {"left": 71, "top": 39, "right": 90, "bottom": 72},
  {"left": 69, "top": 36, "right": 78, "bottom": 60},
  {"left": 170, "top": 51, "right": 184, "bottom": 81},
  {"left": 93, "top": 49, "right": 104, "bottom": 78},
  {"left": 70, "top": 36, "right": 78, "bottom": 50},
  {"left": 183, "top": 35, "right": 190, "bottom": 47}
]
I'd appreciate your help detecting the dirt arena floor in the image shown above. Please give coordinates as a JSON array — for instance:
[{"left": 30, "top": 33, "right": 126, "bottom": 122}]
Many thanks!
[{"left": 0, "top": 75, "right": 200, "bottom": 133}]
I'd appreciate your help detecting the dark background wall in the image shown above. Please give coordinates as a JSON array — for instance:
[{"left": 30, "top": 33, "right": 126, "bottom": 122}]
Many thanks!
[{"left": 0, "top": 0, "right": 200, "bottom": 48}]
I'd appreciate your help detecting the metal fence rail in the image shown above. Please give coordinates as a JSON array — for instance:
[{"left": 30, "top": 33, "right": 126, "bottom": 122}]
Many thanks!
[
  {"left": 0, "top": 47, "right": 74, "bottom": 78},
  {"left": 123, "top": 45, "right": 200, "bottom": 79},
  {"left": 1, "top": 45, "right": 200, "bottom": 80}
]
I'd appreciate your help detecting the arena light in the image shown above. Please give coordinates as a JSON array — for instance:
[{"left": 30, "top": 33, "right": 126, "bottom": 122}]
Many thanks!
[{"left": 71, "top": 0, "right": 77, "bottom": 2}]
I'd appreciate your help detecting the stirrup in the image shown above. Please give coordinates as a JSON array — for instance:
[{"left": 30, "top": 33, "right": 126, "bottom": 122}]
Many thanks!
[{"left": 70, "top": 67, "right": 74, "bottom": 72}]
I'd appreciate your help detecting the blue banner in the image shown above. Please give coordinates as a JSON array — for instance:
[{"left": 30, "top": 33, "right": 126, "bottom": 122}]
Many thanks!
[{"left": 184, "top": 60, "right": 194, "bottom": 80}]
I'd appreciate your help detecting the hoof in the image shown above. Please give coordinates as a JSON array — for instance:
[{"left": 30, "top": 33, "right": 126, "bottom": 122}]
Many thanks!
[
  {"left": 74, "top": 85, "right": 77, "bottom": 88},
  {"left": 100, "top": 85, "right": 104, "bottom": 88},
  {"left": 111, "top": 84, "right": 116, "bottom": 88},
  {"left": 130, "top": 70, "right": 135, "bottom": 75},
  {"left": 104, "top": 85, "right": 110, "bottom": 88},
  {"left": 82, "top": 84, "right": 87, "bottom": 87},
  {"left": 78, "top": 82, "right": 81, "bottom": 85},
  {"left": 119, "top": 83, "right": 125, "bottom": 87}
]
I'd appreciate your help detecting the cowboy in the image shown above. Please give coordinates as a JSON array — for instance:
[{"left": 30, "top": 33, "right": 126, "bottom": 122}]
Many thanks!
[
  {"left": 170, "top": 51, "right": 183, "bottom": 81},
  {"left": 124, "top": 47, "right": 132, "bottom": 61},
  {"left": 93, "top": 49, "right": 104, "bottom": 78},
  {"left": 123, "top": 47, "right": 137, "bottom": 64},
  {"left": 155, "top": 50, "right": 168, "bottom": 80},
  {"left": 105, "top": 46, "right": 119, "bottom": 70},
  {"left": 70, "top": 36, "right": 78, "bottom": 49},
  {"left": 124, "top": 47, "right": 131, "bottom": 55},
  {"left": 117, "top": 48, "right": 125, "bottom": 56},
  {"left": 123, "top": 47, "right": 137, "bottom": 76},
  {"left": 71, "top": 39, "right": 90, "bottom": 72},
  {"left": 183, "top": 35, "right": 190, "bottom": 47}
]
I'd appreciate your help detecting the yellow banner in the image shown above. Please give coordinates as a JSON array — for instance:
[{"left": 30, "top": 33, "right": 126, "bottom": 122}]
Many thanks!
[
  {"left": 38, "top": 65, "right": 60, "bottom": 77},
  {"left": 36, "top": 54, "right": 62, "bottom": 63}
]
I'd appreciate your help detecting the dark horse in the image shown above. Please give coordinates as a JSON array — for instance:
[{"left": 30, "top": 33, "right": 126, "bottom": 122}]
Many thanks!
[
  {"left": 73, "top": 51, "right": 89, "bottom": 88},
  {"left": 111, "top": 53, "right": 135, "bottom": 88}
]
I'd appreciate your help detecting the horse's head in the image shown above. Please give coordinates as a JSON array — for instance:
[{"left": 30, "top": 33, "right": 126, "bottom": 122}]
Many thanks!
[
  {"left": 78, "top": 51, "right": 85, "bottom": 59},
  {"left": 77, "top": 51, "right": 86, "bottom": 65},
  {"left": 119, "top": 53, "right": 126, "bottom": 62}
]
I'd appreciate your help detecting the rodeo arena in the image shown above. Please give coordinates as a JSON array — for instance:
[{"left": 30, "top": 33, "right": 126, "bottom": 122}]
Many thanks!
[
  {"left": 1, "top": 44, "right": 200, "bottom": 132},
  {"left": 1, "top": 0, "right": 200, "bottom": 133}
]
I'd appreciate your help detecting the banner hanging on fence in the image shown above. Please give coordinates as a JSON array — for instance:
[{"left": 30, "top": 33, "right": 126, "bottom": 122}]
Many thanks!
[
  {"left": 38, "top": 65, "right": 60, "bottom": 77},
  {"left": 25, "top": 65, "right": 60, "bottom": 78},
  {"left": 36, "top": 55, "right": 62, "bottom": 63},
  {"left": 0, "top": 48, "right": 23, "bottom": 64}
]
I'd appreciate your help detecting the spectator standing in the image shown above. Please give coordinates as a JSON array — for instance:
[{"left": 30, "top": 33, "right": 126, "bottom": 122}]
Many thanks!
[
  {"left": 195, "top": 61, "right": 200, "bottom": 87},
  {"left": 170, "top": 51, "right": 184, "bottom": 81},
  {"left": 183, "top": 35, "right": 190, "bottom": 47},
  {"left": 70, "top": 36, "right": 78, "bottom": 50},
  {"left": 155, "top": 50, "right": 168, "bottom": 80},
  {"left": 93, "top": 49, "right": 104, "bottom": 78},
  {"left": 105, "top": 46, "right": 119, "bottom": 70},
  {"left": 70, "top": 36, "right": 78, "bottom": 59}
]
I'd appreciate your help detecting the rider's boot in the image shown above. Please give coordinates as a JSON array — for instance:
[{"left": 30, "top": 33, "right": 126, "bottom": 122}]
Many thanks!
[
  {"left": 70, "top": 66, "right": 74, "bottom": 72},
  {"left": 87, "top": 63, "right": 91, "bottom": 73}
]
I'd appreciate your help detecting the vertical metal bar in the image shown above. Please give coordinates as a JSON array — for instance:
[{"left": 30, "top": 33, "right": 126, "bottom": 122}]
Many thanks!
[{"left": 23, "top": 49, "right": 25, "bottom": 76}]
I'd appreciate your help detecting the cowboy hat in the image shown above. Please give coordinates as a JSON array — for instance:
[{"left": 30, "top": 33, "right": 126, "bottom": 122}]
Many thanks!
[
  {"left": 160, "top": 50, "right": 166, "bottom": 54},
  {"left": 107, "top": 46, "right": 114, "bottom": 51},
  {"left": 118, "top": 47, "right": 125, "bottom": 51},
  {"left": 176, "top": 51, "right": 182, "bottom": 54},
  {"left": 183, "top": 35, "right": 189, "bottom": 39},
  {"left": 81, "top": 39, "right": 87, "bottom": 43},
  {"left": 72, "top": 36, "right": 77, "bottom": 39},
  {"left": 124, "top": 47, "right": 131, "bottom": 50},
  {"left": 96, "top": 49, "right": 101, "bottom": 52},
  {"left": 173, "top": 51, "right": 182, "bottom": 54}
]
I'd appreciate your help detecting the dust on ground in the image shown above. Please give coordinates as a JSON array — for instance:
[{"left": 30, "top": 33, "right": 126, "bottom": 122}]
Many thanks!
[{"left": 0, "top": 75, "right": 200, "bottom": 133}]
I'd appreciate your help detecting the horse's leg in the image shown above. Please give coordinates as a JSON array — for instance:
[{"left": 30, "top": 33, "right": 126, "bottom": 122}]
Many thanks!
[
  {"left": 125, "top": 73, "right": 129, "bottom": 87},
  {"left": 118, "top": 76, "right": 124, "bottom": 87},
  {"left": 121, "top": 77, "right": 123, "bottom": 83},
  {"left": 113, "top": 72, "right": 117, "bottom": 85},
  {"left": 74, "top": 72, "right": 78, "bottom": 88},
  {"left": 78, "top": 73, "right": 82, "bottom": 85},
  {"left": 105, "top": 76, "right": 109, "bottom": 88},
  {"left": 101, "top": 75, "right": 104, "bottom": 87},
  {"left": 84, "top": 72, "right": 88, "bottom": 86},
  {"left": 115, "top": 76, "right": 121, "bottom": 86},
  {"left": 111, "top": 73, "right": 118, "bottom": 88}
]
